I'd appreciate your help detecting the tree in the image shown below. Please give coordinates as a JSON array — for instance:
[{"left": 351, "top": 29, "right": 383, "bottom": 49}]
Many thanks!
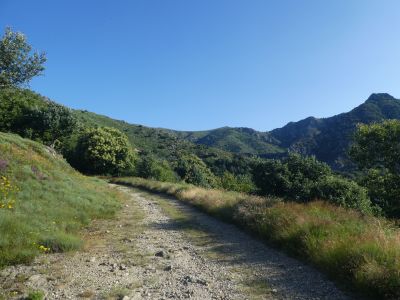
[
  {"left": 252, "top": 154, "right": 332, "bottom": 200},
  {"left": 74, "top": 127, "right": 136, "bottom": 175},
  {"left": 135, "top": 155, "right": 177, "bottom": 182},
  {"left": 252, "top": 154, "right": 371, "bottom": 212},
  {"left": 175, "top": 154, "right": 219, "bottom": 188},
  {"left": 312, "top": 175, "right": 372, "bottom": 213},
  {"left": 0, "top": 27, "right": 46, "bottom": 88},
  {"left": 0, "top": 88, "right": 77, "bottom": 148},
  {"left": 24, "top": 101, "right": 77, "bottom": 147},
  {"left": 350, "top": 120, "right": 400, "bottom": 216},
  {"left": 220, "top": 171, "right": 255, "bottom": 193}
]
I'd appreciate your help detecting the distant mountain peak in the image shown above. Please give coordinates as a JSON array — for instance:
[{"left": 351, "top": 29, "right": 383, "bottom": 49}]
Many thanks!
[{"left": 366, "top": 93, "right": 396, "bottom": 102}]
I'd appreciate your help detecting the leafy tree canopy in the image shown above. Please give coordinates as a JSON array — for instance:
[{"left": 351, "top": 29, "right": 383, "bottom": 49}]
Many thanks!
[
  {"left": 0, "top": 28, "right": 46, "bottom": 87},
  {"left": 175, "top": 154, "right": 218, "bottom": 188},
  {"left": 350, "top": 120, "right": 400, "bottom": 217},
  {"left": 0, "top": 88, "right": 77, "bottom": 147},
  {"left": 135, "top": 155, "right": 178, "bottom": 182},
  {"left": 74, "top": 127, "right": 136, "bottom": 176}
]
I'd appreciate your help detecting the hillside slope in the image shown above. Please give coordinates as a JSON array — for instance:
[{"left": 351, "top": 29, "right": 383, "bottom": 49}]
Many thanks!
[
  {"left": 168, "top": 126, "right": 284, "bottom": 155},
  {"left": 270, "top": 93, "right": 400, "bottom": 169},
  {"left": 173, "top": 93, "right": 400, "bottom": 170},
  {"left": 72, "top": 109, "right": 236, "bottom": 163},
  {"left": 0, "top": 132, "right": 124, "bottom": 267}
]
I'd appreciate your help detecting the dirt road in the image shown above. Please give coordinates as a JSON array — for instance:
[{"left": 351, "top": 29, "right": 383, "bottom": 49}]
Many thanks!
[{"left": 0, "top": 185, "right": 351, "bottom": 299}]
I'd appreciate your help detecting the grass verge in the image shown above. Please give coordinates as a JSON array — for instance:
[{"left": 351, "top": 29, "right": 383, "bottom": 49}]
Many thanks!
[
  {"left": 111, "top": 177, "right": 400, "bottom": 300},
  {"left": 0, "top": 132, "right": 126, "bottom": 267}
]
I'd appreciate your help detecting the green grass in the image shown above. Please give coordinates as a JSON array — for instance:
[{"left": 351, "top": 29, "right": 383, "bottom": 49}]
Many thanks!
[
  {"left": 0, "top": 132, "right": 126, "bottom": 267},
  {"left": 112, "top": 177, "right": 400, "bottom": 300},
  {"left": 26, "top": 290, "right": 45, "bottom": 300}
]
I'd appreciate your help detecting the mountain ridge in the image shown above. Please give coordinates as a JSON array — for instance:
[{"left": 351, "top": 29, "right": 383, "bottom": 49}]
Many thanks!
[{"left": 169, "top": 93, "right": 400, "bottom": 170}]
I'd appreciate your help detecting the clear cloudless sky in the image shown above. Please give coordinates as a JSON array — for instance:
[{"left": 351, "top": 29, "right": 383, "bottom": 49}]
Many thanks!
[{"left": 1, "top": 0, "right": 400, "bottom": 131}]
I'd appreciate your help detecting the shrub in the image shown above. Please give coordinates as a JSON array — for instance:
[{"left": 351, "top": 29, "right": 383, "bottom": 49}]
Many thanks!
[
  {"left": 0, "top": 88, "right": 78, "bottom": 147},
  {"left": 312, "top": 175, "right": 372, "bottom": 213},
  {"left": 220, "top": 171, "right": 256, "bottom": 193},
  {"left": 73, "top": 127, "right": 136, "bottom": 176},
  {"left": 252, "top": 153, "right": 332, "bottom": 201},
  {"left": 350, "top": 120, "right": 400, "bottom": 217},
  {"left": 175, "top": 154, "right": 219, "bottom": 188},
  {"left": 135, "top": 155, "right": 178, "bottom": 182},
  {"left": 26, "top": 290, "right": 44, "bottom": 300},
  {"left": 252, "top": 153, "right": 372, "bottom": 213}
]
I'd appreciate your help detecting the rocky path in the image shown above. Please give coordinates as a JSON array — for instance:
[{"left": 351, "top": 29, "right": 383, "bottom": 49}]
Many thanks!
[{"left": 0, "top": 185, "right": 352, "bottom": 300}]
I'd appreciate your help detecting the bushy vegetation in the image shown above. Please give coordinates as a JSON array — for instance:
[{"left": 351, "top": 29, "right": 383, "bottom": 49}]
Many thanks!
[
  {"left": 112, "top": 177, "right": 400, "bottom": 299},
  {"left": 0, "top": 132, "right": 124, "bottom": 267},
  {"left": 0, "top": 88, "right": 76, "bottom": 148},
  {"left": 350, "top": 120, "right": 400, "bottom": 217},
  {"left": 72, "top": 126, "right": 136, "bottom": 176},
  {"left": 252, "top": 153, "right": 373, "bottom": 213},
  {"left": 135, "top": 155, "right": 178, "bottom": 182},
  {"left": 175, "top": 153, "right": 219, "bottom": 188}
]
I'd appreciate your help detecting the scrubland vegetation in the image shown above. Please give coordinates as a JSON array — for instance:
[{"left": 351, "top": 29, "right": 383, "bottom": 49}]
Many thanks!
[
  {"left": 112, "top": 177, "right": 400, "bottom": 299},
  {"left": 0, "top": 132, "right": 124, "bottom": 267}
]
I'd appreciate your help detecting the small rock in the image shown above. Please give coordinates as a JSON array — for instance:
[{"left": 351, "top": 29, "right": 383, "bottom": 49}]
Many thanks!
[
  {"left": 155, "top": 250, "right": 168, "bottom": 258},
  {"left": 122, "top": 296, "right": 130, "bottom": 300},
  {"left": 28, "top": 274, "right": 47, "bottom": 286},
  {"left": 164, "top": 265, "right": 172, "bottom": 271},
  {"left": 122, "top": 237, "right": 135, "bottom": 243},
  {"left": 119, "top": 264, "right": 127, "bottom": 270},
  {"left": 196, "top": 278, "right": 208, "bottom": 286},
  {"left": 271, "top": 288, "right": 278, "bottom": 294},
  {"left": 105, "top": 230, "right": 110, "bottom": 234},
  {"left": 86, "top": 257, "right": 96, "bottom": 263}
]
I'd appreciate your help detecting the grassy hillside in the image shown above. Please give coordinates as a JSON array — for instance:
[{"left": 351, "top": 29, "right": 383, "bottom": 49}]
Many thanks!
[
  {"left": 112, "top": 177, "right": 400, "bottom": 300},
  {"left": 73, "top": 110, "right": 196, "bottom": 160},
  {"left": 0, "top": 132, "right": 125, "bottom": 267},
  {"left": 72, "top": 109, "right": 238, "bottom": 167},
  {"left": 168, "top": 126, "right": 284, "bottom": 155}
]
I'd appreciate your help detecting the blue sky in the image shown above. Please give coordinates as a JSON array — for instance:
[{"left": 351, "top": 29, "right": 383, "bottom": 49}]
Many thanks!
[{"left": 1, "top": 1, "right": 400, "bottom": 131}]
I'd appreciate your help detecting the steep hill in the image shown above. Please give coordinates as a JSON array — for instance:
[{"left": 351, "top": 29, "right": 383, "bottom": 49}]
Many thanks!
[
  {"left": 270, "top": 93, "right": 400, "bottom": 169},
  {"left": 0, "top": 132, "right": 123, "bottom": 267}
]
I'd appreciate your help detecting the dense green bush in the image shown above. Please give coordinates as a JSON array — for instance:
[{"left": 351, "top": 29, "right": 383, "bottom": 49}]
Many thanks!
[
  {"left": 350, "top": 120, "right": 400, "bottom": 217},
  {"left": 175, "top": 153, "right": 219, "bottom": 188},
  {"left": 252, "top": 153, "right": 371, "bottom": 212},
  {"left": 312, "top": 175, "right": 372, "bottom": 213},
  {"left": 252, "top": 153, "right": 332, "bottom": 200},
  {"left": 219, "top": 171, "right": 256, "bottom": 193},
  {"left": 73, "top": 127, "right": 136, "bottom": 176},
  {"left": 135, "top": 155, "right": 178, "bottom": 182},
  {"left": 0, "top": 88, "right": 77, "bottom": 147}
]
